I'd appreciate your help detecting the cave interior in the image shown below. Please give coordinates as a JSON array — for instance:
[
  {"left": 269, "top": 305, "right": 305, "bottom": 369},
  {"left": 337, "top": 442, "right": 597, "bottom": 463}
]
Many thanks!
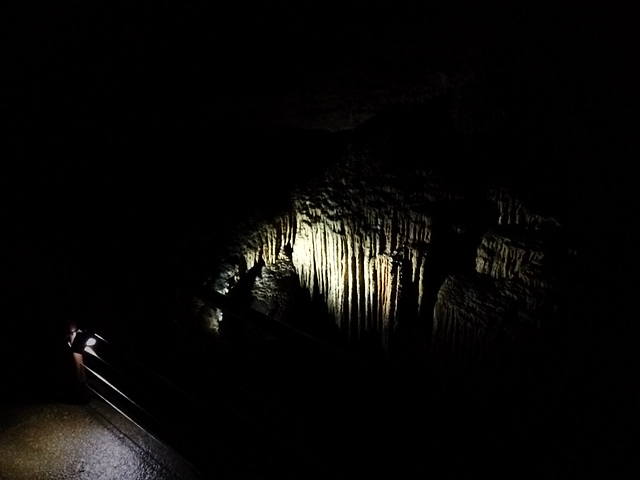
[{"left": 2, "top": 1, "right": 638, "bottom": 478}]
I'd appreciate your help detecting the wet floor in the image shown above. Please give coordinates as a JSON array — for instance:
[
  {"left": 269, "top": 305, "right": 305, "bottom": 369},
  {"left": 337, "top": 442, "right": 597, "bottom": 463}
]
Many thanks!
[{"left": 0, "top": 398, "right": 203, "bottom": 480}]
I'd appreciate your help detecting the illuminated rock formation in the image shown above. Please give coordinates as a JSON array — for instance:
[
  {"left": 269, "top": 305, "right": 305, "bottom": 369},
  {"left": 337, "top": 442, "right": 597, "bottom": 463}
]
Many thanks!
[
  {"left": 210, "top": 137, "right": 482, "bottom": 356},
  {"left": 204, "top": 104, "right": 575, "bottom": 372},
  {"left": 432, "top": 223, "right": 576, "bottom": 376},
  {"left": 214, "top": 164, "right": 448, "bottom": 351},
  {"left": 489, "top": 185, "right": 561, "bottom": 228}
]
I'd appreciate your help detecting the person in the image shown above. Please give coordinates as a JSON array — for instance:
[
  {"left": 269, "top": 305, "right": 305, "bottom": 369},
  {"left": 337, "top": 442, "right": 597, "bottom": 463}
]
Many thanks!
[{"left": 65, "top": 321, "right": 90, "bottom": 403}]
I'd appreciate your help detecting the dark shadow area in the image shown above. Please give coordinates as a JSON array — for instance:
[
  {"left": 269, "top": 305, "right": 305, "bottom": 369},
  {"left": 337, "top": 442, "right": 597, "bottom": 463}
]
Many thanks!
[{"left": 2, "top": 0, "right": 638, "bottom": 478}]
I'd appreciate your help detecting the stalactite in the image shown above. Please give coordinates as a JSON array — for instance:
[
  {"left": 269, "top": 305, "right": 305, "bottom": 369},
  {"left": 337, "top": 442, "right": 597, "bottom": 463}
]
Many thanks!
[
  {"left": 214, "top": 169, "right": 412, "bottom": 349},
  {"left": 475, "top": 227, "right": 565, "bottom": 295},
  {"left": 207, "top": 128, "right": 575, "bottom": 363},
  {"left": 209, "top": 170, "right": 573, "bottom": 367},
  {"left": 193, "top": 101, "right": 576, "bottom": 375},
  {"left": 413, "top": 250, "right": 428, "bottom": 317},
  {"left": 214, "top": 151, "right": 481, "bottom": 351},
  {"left": 241, "top": 212, "right": 296, "bottom": 272},
  {"left": 433, "top": 222, "right": 573, "bottom": 373},
  {"left": 489, "top": 186, "right": 560, "bottom": 227},
  {"left": 432, "top": 273, "right": 514, "bottom": 374}
]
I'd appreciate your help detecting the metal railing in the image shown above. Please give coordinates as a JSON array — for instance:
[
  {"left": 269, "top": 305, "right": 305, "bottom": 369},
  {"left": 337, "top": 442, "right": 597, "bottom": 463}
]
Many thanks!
[{"left": 76, "top": 283, "right": 378, "bottom": 480}]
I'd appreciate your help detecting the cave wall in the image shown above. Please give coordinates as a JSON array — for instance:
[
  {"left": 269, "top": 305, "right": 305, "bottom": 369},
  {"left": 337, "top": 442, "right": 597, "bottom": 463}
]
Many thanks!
[{"left": 203, "top": 100, "right": 577, "bottom": 375}]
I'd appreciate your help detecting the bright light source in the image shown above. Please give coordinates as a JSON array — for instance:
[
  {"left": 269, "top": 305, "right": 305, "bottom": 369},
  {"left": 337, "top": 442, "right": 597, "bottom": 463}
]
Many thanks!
[
  {"left": 83, "top": 346, "right": 98, "bottom": 357},
  {"left": 70, "top": 329, "right": 98, "bottom": 354}
]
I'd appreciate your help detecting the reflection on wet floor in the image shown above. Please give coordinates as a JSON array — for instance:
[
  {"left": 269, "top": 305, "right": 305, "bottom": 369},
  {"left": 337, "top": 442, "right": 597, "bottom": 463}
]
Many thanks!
[{"left": 0, "top": 399, "right": 203, "bottom": 480}]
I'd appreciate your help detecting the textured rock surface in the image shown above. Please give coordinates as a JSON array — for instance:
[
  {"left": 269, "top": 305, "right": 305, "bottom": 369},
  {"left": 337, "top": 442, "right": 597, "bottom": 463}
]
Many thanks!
[
  {"left": 433, "top": 219, "right": 576, "bottom": 376},
  {"left": 198, "top": 99, "right": 578, "bottom": 375},
  {"left": 2, "top": 2, "right": 636, "bottom": 478}
]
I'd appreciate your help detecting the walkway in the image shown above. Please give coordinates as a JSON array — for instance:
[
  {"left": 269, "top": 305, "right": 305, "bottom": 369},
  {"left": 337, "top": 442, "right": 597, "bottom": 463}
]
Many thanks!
[{"left": 0, "top": 398, "right": 203, "bottom": 480}]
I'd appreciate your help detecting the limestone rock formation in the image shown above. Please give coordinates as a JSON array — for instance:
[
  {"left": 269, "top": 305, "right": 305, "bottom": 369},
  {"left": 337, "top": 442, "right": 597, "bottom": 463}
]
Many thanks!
[
  {"left": 197, "top": 99, "right": 578, "bottom": 376},
  {"left": 433, "top": 226, "right": 576, "bottom": 377}
]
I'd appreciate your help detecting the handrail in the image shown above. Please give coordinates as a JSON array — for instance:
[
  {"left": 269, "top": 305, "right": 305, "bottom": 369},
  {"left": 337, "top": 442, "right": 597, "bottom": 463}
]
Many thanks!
[
  {"left": 73, "top": 274, "right": 388, "bottom": 480},
  {"left": 80, "top": 328, "right": 342, "bottom": 480},
  {"left": 91, "top": 332, "right": 254, "bottom": 419}
]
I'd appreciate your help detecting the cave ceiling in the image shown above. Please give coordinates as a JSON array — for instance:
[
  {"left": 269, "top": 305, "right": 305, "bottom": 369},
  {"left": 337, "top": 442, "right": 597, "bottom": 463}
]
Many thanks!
[
  {"left": 5, "top": 1, "right": 623, "bottom": 142},
  {"left": 3, "top": 1, "right": 634, "bottom": 309}
]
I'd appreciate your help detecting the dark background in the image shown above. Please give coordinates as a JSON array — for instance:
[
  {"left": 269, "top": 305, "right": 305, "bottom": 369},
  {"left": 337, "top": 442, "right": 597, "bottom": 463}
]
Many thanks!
[
  {"left": 1, "top": 2, "right": 639, "bottom": 478},
  {"left": 1, "top": 0, "right": 638, "bottom": 433}
]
